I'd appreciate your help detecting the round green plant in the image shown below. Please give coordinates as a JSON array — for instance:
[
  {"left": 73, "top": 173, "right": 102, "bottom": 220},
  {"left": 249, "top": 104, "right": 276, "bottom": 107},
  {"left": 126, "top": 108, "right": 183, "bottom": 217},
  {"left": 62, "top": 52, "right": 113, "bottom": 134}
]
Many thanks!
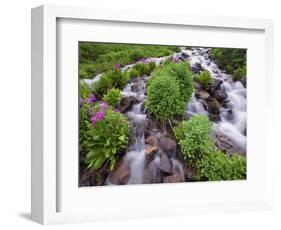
[
  {"left": 173, "top": 115, "right": 214, "bottom": 163},
  {"left": 196, "top": 151, "right": 246, "bottom": 181},
  {"left": 150, "top": 62, "right": 194, "bottom": 103},
  {"left": 102, "top": 88, "right": 122, "bottom": 107},
  {"left": 194, "top": 70, "right": 213, "bottom": 89},
  {"left": 146, "top": 74, "right": 185, "bottom": 121}
]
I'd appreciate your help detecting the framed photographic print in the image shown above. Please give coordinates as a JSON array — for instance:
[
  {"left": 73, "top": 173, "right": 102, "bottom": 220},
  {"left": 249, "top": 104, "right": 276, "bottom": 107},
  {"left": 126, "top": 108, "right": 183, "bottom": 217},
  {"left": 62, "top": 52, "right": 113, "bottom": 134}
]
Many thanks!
[{"left": 31, "top": 5, "right": 274, "bottom": 225}]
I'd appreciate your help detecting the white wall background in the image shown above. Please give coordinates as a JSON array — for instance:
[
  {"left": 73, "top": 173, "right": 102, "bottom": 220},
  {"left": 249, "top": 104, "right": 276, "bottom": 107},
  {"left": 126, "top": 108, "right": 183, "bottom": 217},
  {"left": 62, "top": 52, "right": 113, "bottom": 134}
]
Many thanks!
[{"left": 0, "top": 0, "right": 280, "bottom": 229}]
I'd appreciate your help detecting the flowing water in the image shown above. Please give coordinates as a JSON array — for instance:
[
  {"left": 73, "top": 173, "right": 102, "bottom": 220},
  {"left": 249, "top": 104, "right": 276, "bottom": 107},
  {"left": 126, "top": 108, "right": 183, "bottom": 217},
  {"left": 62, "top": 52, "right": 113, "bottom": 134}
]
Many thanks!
[
  {"left": 84, "top": 47, "right": 246, "bottom": 184},
  {"left": 182, "top": 47, "right": 247, "bottom": 151}
]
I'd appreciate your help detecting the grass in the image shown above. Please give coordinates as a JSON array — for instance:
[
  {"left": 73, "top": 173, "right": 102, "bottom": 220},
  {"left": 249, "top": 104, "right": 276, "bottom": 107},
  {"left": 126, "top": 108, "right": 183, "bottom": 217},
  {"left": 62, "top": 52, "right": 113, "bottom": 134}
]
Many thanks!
[{"left": 79, "top": 42, "right": 181, "bottom": 79}]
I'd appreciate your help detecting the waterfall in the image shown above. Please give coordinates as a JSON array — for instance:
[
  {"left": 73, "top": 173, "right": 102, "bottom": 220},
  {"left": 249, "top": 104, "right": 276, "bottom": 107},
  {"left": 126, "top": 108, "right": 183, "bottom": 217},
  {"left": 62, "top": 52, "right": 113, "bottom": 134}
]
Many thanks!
[
  {"left": 183, "top": 47, "right": 247, "bottom": 152},
  {"left": 122, "top": 78, "right": 147, "bottom": 184}
]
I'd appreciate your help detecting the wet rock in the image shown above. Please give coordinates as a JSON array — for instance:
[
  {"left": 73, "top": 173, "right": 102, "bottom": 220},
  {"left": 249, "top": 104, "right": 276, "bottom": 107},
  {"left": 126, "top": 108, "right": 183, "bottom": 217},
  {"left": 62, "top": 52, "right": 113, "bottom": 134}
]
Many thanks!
[
  {"left": 159, "top": 137, "right": 177, "bottom": 155},
  {"left": 145, "top": 145, "right": 159, "bottom": 156},
  {"left": 143, "top": 160, "right": 162, "bottom": 183},
  {"left": 240, "top": 76, "right": 247, "bottom": 87},
  {"left": 195, "top": 89, "right": 210, "bottom": 100},
  {"left": 211, "top": 129, "right": 246, "bottom": 156},
  {"left": 145, "top": 135, "right": 158, "bottom": 146},
  {"left": 184, "top": 165, "right": 196, "bottom": 181},
  {"left": 194, "top": 82, "right": 202, "bottom": 91},
  {"left": 118, "top": 97, "right": 134, "bottom": 113},
  {"left": 214, "top": 90, "right": 228, "bottom": 102},
  {"left": 208, "top": 79, "right": 223, "bottom": 95},
  {"left": 109, "top": 159, "right": 130, "bottom": 185},
  {"left": 181, "top": 52, "right": 189, "bottom": 58},
  {"left": 206, "top": 97, "right": 220, "bottom": 114},
  {"left": 163, "top": 173, "right": 184, "bottom": 183},
  {"left": 208, "top": 114, "right": 221, "bottom": 122},
  {"left": 159, "top": 152, "right": 173, "bottom": 174},
  {"left": 191, "top": 62, "right": 203, "bottom": 74}
]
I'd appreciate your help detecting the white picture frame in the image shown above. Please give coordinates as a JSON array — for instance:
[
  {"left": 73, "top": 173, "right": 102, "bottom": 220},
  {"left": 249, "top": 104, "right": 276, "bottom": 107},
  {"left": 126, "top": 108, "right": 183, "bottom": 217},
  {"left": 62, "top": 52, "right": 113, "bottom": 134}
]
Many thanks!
[{"left": 31, "top": 4, "right": 274, "bottom": 225}]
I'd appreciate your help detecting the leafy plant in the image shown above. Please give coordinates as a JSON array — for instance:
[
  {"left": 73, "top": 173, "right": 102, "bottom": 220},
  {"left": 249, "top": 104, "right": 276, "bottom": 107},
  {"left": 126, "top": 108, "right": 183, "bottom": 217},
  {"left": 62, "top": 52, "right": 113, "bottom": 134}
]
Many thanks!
[
  {"left": 173, "top": 115, "right": 214, "bottom": 163},
  {"left": 146, "top": 74, "right": 185, "bottom": 121},
  {"left": 129, "top": 50, "right": 142, "bottom": 62},
  {"left": 80, "top": 81, "right": 93, "bottom": 99},
  {"left": 196, "top": 151, "right": 246, "bottom": 181},
  {"left": 149, "top": 61, "right": 194, "bottom": 103},
  {"left": 80, "top": 98, "right": 130, "bottom": 170},
  {"left": 129, "top": 61, "right": 157, "bottom": 78},
  {"left": 102, "top": 88, "right": 122, "bottom": 107},
  {"left": 210, "top": 48, "right": 246, "bottom": 79},
  {"left": 194, "top": 70, "right": 213, "bottom": 89},
  {"left": 233, "top": 67, "right": 246, "bottom": 81},
  {"left": 128, "top": 68, "right": 140, "bottom": 78},
  {"left": 93, "top": 68, "right": 129, "bottom": 97}
]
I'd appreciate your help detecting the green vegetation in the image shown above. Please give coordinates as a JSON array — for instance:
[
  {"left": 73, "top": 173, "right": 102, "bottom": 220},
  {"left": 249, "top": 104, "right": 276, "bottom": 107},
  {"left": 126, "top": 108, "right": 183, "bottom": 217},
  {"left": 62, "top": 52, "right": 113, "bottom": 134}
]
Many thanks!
[
  {"left": 211, "top": 48, "right": 246, "bottom": 80},
  {"left": 80, "top": 98, "right": 129, "bottom": 171},
  {"left": 196, "top": 151, "right": 246, "bottom": 180},
  {"left": 152, "top": 62, "right": 194, "bottom": 102},
  {"left": 80, "top": 81, "right": 93, "bottom": 99},
  {"left": 102, "top": 88, "right": 122, "bottom": 108},
  {"left": 79, "top": 42, "right": 180, "bottom": 78},
  {"left": 92, "top": 69, "right": 129, "bottom": 97},
  {"left": 174, "top": 115, "right": 214, "bottom": 163},
  {"left": 146, "top": 74, "right": 184, "bottom": 121},
  {"left": 146, "top": 62, "right": 194, "bottom": 120},
  {"left": 174, "top": 114, "right": 247, "bottom": 180},
  {"left": 194, "top": 70, "right": 213, "bottom": 89}
]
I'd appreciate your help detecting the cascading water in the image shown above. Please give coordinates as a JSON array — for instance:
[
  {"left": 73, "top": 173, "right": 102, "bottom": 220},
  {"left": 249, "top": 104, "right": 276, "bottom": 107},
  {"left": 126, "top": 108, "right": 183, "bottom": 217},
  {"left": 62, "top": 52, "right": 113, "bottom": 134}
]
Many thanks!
[
  {"left": 83, "top": 47, "right": 246, "bottom": 185},
  {"left": 182, "top": 47, "right": 247, "bottom": 152},
  {"left": 122, "top": 77, "right": 147, "bottom": 184}
]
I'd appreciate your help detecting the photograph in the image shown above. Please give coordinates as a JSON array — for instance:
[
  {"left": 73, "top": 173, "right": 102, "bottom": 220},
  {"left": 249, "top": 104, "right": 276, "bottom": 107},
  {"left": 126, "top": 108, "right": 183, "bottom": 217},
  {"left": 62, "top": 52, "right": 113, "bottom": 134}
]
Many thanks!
[{"left": 79, "top": 42, "right": 247, "bottom": 186}]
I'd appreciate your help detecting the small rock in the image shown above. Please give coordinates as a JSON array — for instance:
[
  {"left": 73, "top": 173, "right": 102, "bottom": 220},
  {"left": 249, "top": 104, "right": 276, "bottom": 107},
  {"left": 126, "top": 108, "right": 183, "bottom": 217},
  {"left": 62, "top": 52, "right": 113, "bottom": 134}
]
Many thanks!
[
  {"left": 163, "top": 173, "right": 184, "bottom": 183},
  {"left": 109, "top": 159, "right": 130, "bottom": 185},
  {"left": 191, "top": 62, "right": 203, "bottom": 74},
  {"left": 145, "top": 135, "right": 158, "bottom": 146},
  {"left": 211, "top": 129, "right": 246, "bottom": 156},
  {"left": 118, "top": 97, "right": 134, "bottom": 113},
  {"left": 159, "top": 137, "right": 177, "bottom": 155},
  {"left": 206, "top": 97, "right": 220, "bottom": 114},
  {"left": 145, "top": 145, "right": 159, "bottom": 155},
  {"left": 209, "top": 113, "right": 221, "bottom": 122},
  {"left": 143, "top": 160, "right": 162, "bottom": 184},
  {"left": 195, "top": 90, "right": 210, "bottom": 100},
  {"left": 208, "top": 79, "right": 223, "bottom": 95},
  {"left": 159, "top": 152, "right": 173, "bottom": 174},
  {"left": 214, "top": 90, "right": 228, "bottom": 102},
  {"left": 184, "top": 165, "right": 196, "bottom": 181},
  {"left": 181, "top": 52, "right": 189, "bottom": 58},
  {"left": 240, "top": 76, "right": 247, "bottom": 87}
]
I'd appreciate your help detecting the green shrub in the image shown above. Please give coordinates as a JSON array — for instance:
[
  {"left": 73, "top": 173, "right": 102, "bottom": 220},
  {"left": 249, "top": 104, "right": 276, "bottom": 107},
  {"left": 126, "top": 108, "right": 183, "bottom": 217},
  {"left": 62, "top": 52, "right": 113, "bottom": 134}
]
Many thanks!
[
  {"left": 233, "top": 67, "right": 246, "bottom": 81},
  {"left": 102, "top": 88, "right": 122, "bottom": 107},
  {"left": 173, "top": 115, "right": 214, "bottom": 163},
  {"left": 129, "top": 61, "right": 157, "bottom": 78},
  {"left": 80, "top": 99, "right": 129, "bottom": 170},
  {"left": 210, "top": 48, "right": 246, "bottom": 77},
  {"left": 146, "top": 74, "right": 185, "bottom": 120},
  {"left": 80, "top": 81, "right": 93, "bottom": 99},
  {"left": 129, "top": 50, "right": 142, "bottom": 62},
  {"left": 132, "top": 63, "right": 150, "bottom": 75},
  {"left": 93, "top": 69, "right": 129, "bottom": 97},
  {"left": 196, "top": 151, "right": 246, "bottom": 181},
  {"left": 194, "top": 70, "right": 213, "bottom": 89},
  {"left": 149, "top": 62, "right": 194, "bottom": 103},
  {"left": 129, "top": 68, "right": 140, "bottom": 78}
]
